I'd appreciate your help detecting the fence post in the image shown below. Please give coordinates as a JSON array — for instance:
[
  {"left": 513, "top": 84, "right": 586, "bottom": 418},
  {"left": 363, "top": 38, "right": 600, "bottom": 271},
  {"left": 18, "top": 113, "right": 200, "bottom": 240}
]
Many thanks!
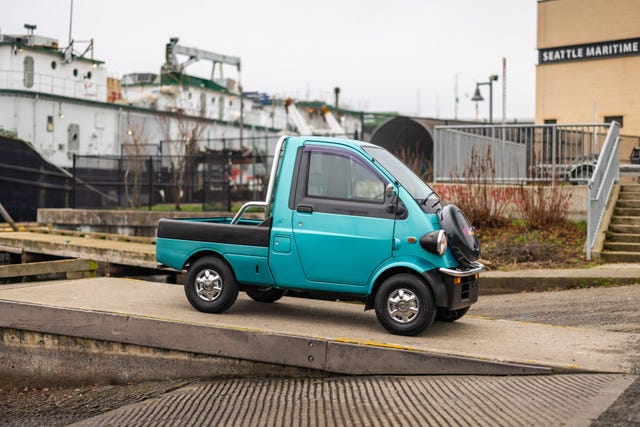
[
  {"left": 551, "top": 126, "right": 557, "bottom": 187},
  {"left": 226, "top": 152, "right": 232, "bottom": 212},
  {"left": 202, "top": 156, "right": 206, "bottom": 212},
  {"left": 117, "top": 156, "right": 123, "bottom": 208},
  {"left": 148, "top": 156, "right": 153, "bottom": 211}
]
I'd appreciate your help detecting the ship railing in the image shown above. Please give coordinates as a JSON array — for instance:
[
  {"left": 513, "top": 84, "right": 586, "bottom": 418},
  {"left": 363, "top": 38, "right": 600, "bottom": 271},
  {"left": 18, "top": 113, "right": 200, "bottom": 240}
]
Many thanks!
[{"left": 0, "top": 69, "right": 107, "bottom": 101}]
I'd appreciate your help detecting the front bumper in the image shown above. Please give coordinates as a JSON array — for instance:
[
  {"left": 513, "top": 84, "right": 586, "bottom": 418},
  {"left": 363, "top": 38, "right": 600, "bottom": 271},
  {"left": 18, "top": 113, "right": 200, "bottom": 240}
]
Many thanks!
[{"left": 438, "top": 262, "right": 484, "bottom": 310}]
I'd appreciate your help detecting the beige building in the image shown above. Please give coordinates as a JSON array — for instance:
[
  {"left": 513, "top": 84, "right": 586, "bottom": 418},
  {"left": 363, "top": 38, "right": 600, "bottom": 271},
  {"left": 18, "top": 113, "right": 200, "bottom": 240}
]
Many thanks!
[{"left": 536, "top": 0, "right": 640, "bottom": 159}]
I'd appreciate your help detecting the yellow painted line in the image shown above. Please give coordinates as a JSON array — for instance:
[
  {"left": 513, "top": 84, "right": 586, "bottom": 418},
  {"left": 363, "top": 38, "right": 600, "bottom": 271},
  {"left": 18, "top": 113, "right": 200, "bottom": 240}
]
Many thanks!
[{"left": 333, "top": 337, "right": 416, "bottom": 351}]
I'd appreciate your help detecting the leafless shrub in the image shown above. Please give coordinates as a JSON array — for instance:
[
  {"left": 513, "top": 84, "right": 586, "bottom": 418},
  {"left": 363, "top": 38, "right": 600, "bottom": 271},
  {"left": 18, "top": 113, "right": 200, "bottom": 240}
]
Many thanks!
[
  {"left": 514, "top": 183, "right": 572, "bottom": 228},
  {"left": 433, "top": 145, "right": 512, "bottom": 227}
]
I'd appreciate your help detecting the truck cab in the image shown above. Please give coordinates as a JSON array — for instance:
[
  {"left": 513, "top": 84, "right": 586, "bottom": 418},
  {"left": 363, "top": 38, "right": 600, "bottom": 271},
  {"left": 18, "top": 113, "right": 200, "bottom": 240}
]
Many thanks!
[{"left": 156, "top": 135, "right": 483, "bottom": 335}]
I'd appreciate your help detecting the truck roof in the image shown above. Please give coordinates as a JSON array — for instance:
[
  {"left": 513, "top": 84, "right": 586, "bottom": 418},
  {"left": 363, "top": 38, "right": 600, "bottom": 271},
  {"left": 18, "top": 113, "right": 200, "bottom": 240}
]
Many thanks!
[{"left": 286, "top": 135, "right": 379, "bottom": 151}]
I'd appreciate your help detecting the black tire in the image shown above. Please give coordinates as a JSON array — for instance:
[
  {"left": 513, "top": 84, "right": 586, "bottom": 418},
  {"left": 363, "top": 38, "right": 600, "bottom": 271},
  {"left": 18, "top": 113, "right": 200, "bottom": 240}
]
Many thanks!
[
  {"left": 374, "top": 273, "right": 436, "bottom": 336},
  {"left": 245, "top": 286, "right": 287, "bottom": 303},
  {"left": 184, "top": 256, "right": 238, "bottom": 313},
  {"left": 438, "top": 204, "right": 480, "bottom": 266},
  {"left": 436, "top": 306, "right": 469, "bottom": 322}
]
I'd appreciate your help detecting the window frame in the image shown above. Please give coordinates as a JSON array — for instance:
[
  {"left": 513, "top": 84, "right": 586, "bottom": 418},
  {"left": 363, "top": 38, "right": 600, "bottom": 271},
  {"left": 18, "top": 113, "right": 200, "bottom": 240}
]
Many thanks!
[{"left": 290, "top": 145, "right": 396, "bottom": 219}]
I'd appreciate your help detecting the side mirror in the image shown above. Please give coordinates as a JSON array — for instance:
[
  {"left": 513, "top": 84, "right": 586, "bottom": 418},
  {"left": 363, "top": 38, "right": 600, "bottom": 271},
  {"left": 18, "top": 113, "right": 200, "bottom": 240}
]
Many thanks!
[{"left": 385, "top": 183, "right": 396, "bottom": 199}]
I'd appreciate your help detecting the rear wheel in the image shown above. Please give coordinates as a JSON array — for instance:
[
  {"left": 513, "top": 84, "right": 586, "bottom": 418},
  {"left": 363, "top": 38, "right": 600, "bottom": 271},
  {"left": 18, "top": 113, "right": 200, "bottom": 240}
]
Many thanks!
[
  {"left": 436, "top": 306, "right": 469, "bottom": 322},
  {"left": 245, "top": 286, "right": 287, "bottom": 303},
  {"left": 184, "top": 256, "right": 238, "bottom": 313},
  {"left": 374, "top": 274, "right": 436, "bottom": 336}
]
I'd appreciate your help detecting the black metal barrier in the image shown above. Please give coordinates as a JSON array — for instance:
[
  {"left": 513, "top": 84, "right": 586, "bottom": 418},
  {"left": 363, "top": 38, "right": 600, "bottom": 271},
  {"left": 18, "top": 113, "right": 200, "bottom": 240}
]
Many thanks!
[{"left": 72, "top": 151, "right": 271, "bottom": 211}]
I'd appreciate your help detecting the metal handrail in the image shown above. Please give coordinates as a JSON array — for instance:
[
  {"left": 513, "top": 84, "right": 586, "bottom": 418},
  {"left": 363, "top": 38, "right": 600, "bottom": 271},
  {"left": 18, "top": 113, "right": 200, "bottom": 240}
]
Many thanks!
[{"left": 586, "top": 122, "right": 620, "bottom": 260}]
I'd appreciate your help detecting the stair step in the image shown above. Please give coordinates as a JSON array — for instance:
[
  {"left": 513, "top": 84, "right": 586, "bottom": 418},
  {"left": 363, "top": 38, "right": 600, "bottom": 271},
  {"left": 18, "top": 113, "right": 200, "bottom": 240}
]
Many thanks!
[
  {"left": 614, "top": 208, "right": 640, "bottom": 216},
  {"left": 618, "top": 192, "right": 640, "bottom": 200},
  {"left": 604, "top": 242, "right": 640, "bottom": 252},
  {"left": 620, "top": 184, "right": 640, "bottom": 192},
  {"left": 606, "top": 232, "right": 640, "bottom": 243},
  {"left": 600, "top": 251, "right": 640, "bottom": 263},
  {"left": 610, "top": 216, "right": 640, "bottom": 226},
  {"left": 616, "top": 200, "right": 640, "bottom": 209},
  {"left": 608, "top": 224, "right": 640, "bottom": 234}
]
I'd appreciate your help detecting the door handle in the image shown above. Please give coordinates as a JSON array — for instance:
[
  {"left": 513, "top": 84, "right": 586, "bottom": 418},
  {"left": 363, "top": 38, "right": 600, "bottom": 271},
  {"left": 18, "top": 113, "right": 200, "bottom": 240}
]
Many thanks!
[{"left": 296, "top": 205, "right": 313, "bottom": 213}]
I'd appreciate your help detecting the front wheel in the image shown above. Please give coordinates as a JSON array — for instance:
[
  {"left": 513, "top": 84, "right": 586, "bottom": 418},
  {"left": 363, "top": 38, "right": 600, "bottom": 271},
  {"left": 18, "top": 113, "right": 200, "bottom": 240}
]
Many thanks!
[
  {"left": 184, "top": 256, "right": 238, "bottom": 313},
  {"left": 436, "top": 306, "right": 469, "bottom": 322},
  {"left": 245, "top": 286, "right": 287, "bottom": 303},
  {"left": 374, "top": 274, "right": 436, "bottom": 336}
]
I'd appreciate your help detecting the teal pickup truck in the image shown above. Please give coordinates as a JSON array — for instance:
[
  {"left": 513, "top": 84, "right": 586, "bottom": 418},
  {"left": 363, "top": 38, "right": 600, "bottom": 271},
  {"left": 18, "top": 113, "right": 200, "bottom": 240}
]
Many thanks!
[{"left": 156, "top": 136, "right": 483, "bottom": 335}]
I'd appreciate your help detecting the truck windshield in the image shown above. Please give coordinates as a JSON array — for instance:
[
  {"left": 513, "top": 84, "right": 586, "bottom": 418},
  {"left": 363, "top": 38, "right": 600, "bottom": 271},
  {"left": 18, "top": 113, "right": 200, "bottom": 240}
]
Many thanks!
[{"left": 363, "top": 146, "right": 439, "bottom": 204}]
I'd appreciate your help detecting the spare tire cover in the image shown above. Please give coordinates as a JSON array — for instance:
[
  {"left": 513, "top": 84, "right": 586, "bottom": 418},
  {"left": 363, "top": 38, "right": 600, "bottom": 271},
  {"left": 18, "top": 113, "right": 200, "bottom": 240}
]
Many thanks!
[{"left": 438, "top": 204, "right": 480, "bottom": 265}]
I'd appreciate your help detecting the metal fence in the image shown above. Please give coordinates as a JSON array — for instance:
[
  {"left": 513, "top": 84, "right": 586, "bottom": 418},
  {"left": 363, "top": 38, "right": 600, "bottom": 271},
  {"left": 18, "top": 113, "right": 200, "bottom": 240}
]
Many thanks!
[
  {"left": 433, "top": 124, "right": 613, "bottom": 184},
  {"left": 587, "top": 122, "right": 620, "bottom": 260},
  {"left": 72, "top": 150, "right": 273, "bottom": 211}
]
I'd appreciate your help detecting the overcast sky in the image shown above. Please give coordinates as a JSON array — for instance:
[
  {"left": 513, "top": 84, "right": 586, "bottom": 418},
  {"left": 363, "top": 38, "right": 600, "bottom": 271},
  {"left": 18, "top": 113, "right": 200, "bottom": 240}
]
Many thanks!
[{"left": 5, "top": 0, "right": 538, "bottom": 120}]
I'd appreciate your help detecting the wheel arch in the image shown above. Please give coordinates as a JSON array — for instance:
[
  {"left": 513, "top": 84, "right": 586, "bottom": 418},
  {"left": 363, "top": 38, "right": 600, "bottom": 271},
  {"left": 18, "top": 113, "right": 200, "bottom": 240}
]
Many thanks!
[
  {"left": 183, "top": 250, "right": 237, "bottom": 281},
  {"left": 365, "top": 265, "right": 446, "bottom": 310}
]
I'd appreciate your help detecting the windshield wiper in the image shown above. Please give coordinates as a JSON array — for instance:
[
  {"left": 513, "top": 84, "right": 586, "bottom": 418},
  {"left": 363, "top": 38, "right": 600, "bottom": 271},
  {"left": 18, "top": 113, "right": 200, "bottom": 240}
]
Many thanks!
[{"left": 420, "top": 190, "right": 442, "bottom": 208}]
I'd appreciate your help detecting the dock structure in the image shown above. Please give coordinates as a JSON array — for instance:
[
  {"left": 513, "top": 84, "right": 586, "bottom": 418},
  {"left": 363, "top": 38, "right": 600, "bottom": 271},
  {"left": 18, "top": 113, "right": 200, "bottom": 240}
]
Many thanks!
[{"left": 0, "top": 230, "right": 155, "bottom": 269}]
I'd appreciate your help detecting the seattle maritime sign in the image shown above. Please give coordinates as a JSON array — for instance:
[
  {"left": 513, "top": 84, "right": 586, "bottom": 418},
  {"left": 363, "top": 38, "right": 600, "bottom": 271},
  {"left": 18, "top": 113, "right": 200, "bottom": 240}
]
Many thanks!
[{"left": 539, "top": 37, "right": 640, "bottom": 64}]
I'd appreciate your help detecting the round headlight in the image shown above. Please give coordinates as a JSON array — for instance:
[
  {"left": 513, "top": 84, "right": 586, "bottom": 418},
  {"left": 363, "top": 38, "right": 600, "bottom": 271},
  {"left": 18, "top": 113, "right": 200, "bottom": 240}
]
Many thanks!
[
  {"left": 436, "top": 230, "right": 447, "bottom": 255},
  {"left": 419, "top": 230, "right": 448, "bottom": 255}
]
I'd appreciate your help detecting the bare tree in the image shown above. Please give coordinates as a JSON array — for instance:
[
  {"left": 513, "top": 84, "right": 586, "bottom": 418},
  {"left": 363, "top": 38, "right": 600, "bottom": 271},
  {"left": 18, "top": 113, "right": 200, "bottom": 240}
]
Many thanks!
[
  {"left": 121, "top": 120, "right": 150, "bottom": 208},
  {"left": 158, "top": 108, "right": 208, "bottom": 210}
]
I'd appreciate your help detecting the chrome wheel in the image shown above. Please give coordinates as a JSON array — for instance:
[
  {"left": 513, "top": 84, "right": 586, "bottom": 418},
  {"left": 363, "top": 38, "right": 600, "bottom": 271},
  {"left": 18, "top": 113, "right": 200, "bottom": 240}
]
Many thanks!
[
  {"left": 195, "top": 269, "right": 223, "bottom": 302},
  {"left": 386, "top": 288, "right": 420, "bottom": 324},
  {"left": 185, "top": 257, "right": 238, "bottom": 314},
  {"left": 375, "top": 274, "right": 435, "bottom": 335}
]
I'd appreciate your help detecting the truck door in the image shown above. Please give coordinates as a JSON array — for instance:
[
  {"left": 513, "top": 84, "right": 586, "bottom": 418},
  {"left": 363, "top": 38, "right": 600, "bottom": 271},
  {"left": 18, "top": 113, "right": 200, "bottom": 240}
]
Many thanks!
[{"left": 290, "top": 145, "right": 395, "bottom": 287}]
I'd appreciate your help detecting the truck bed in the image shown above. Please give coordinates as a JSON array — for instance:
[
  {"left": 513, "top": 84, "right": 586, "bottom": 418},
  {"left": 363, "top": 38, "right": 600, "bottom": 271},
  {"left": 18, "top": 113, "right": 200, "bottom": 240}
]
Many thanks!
[{"left": 157, "top": 217, "right": 270, "bottom": 247}]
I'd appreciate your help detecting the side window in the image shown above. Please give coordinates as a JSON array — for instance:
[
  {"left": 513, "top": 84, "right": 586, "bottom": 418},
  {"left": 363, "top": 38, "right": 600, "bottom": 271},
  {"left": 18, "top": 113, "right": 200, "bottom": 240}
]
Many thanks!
[{"left": 306, "top": 151, "right": 385, "bottom": 203}]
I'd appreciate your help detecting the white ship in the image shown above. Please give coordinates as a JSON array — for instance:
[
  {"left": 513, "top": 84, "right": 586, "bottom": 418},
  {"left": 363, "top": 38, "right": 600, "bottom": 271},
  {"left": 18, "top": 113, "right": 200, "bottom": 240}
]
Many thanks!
[{"left": 0, "top": 25, "right": 364, "bottom": 169}]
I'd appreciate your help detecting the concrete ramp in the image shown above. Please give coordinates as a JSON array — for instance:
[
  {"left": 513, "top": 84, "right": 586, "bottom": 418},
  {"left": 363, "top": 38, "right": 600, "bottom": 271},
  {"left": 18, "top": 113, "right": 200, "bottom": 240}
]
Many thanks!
[{"left": 0, "top": 278, "right": 637, "bottom": 376}]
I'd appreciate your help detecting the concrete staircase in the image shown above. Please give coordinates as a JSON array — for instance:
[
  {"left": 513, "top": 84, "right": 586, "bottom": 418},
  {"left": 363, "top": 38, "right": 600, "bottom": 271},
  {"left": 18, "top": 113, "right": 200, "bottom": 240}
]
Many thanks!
[{"left": 602, "top": 184, "right": 640, "bottom": 262}]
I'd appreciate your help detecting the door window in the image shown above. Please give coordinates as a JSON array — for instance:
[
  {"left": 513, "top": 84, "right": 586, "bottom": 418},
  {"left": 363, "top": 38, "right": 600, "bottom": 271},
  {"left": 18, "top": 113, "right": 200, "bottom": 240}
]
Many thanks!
[{"left": 306, "top": 151, "right": 385, "bottom": 203}]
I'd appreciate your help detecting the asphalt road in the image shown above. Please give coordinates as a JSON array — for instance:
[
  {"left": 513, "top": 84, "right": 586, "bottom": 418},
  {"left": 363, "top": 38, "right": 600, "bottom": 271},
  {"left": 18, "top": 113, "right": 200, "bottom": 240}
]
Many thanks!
[{"left": 0, "top": 284, "right": 638, "bottom": 426}]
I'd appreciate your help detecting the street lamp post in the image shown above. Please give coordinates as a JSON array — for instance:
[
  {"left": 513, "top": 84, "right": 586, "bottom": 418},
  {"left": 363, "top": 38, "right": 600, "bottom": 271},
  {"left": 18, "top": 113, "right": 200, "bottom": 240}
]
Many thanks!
[{"left": 471, "top": 74, "right": 499, "bottom": 124}]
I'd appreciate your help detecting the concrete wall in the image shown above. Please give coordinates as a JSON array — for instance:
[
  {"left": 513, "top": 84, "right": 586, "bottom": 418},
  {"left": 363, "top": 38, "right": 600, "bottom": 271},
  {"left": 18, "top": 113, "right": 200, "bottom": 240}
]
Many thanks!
[{"left": 0, "top": 328, "right": 315, "bottom": 387}]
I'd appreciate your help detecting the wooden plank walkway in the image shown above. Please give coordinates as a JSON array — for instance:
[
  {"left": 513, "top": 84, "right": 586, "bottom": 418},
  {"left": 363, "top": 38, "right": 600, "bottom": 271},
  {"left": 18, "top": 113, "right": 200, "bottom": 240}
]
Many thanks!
[
  {"left": 0, "top": 258, "right": 97, "bottom": 280},
  {"left": 0, "top": 232, "right": 156, "bottom": 269}
]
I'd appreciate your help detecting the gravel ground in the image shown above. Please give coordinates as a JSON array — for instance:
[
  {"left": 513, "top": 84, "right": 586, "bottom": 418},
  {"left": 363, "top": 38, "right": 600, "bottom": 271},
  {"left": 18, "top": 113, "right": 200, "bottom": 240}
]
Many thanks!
[
  {"left": 0, "top": 284, "right": 638, "bottom": 426},
  {"left": 0, "top": 380, "right": 193, "bottom": 426},
  {"left": 471, "top": 284, "right": 640, "bottom": 333}
]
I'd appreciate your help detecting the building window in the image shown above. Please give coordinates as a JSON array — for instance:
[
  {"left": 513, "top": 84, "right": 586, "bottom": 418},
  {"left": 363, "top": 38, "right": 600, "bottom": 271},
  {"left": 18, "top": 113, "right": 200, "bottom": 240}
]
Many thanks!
[
  {"left": 544, "top": 119, "right": 557, "bottom": 124},
  {"left": 23, "top": 56, "right": 34, "bottom": 88},
  {"left": 604, "top": 115, "right": 623, "bottom": 128},
  {"left": 46, "top": 115, "right": 54, "bottom": 132}
]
